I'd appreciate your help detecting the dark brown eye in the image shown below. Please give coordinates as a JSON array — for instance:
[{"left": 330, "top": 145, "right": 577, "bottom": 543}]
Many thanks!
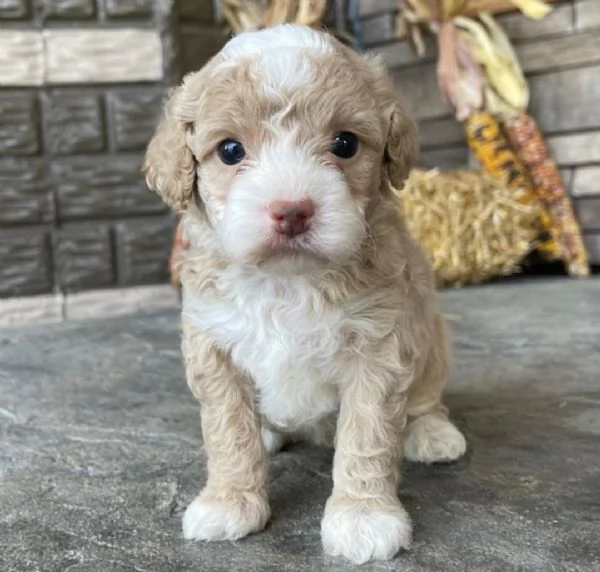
[
  {"left": 218, "top": 139, "right": 246, "bottom": 165},
  {"left": 331, "top": 132, "right": 358, "bottom": 158}
]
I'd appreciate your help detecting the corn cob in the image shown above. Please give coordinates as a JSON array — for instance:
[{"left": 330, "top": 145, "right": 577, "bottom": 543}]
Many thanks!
[
  {"left": 464, "top": 111, "right": 560, "bottom": 258},
  {"left": 466, "top": 111, "right": 529, "bottom": 189},
  {"left": 504, "top": 111, "right": 590, "bottom": 277}
]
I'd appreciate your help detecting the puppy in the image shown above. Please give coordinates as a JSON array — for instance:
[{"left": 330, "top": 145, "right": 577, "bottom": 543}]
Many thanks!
[{"left": 143, "top": 24, "right": 466, "bottom": 564}]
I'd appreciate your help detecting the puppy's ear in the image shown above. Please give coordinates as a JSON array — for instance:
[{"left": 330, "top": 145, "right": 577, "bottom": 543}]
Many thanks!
[
  {"left": 384, "top": 103, "right": 419, "bottom": 190},
  {"left": 143, "top": 85, "right": 196, "bottom": 213}
]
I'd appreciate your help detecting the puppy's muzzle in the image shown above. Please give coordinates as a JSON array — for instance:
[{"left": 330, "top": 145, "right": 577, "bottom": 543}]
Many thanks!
[{"left": 269, "top": 199, "right": 315, "bottom": 238}]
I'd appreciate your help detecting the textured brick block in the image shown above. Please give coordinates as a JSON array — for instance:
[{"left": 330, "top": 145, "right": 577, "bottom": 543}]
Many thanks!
[
  {"left": 108, "top": 91, "right": 163, "bottom": 151},
  {"left": 0, "top": 0, "right": 30, "bottom": 19},
  {"left": 584, "top": 233, "right": 600, "bottom": 265},
  {"left": 392, "top": 63, "right": 450, "bottom": 120},
  {"left": 419, "top": 117, "right": 464, "bottom": 149},
  {"left": 572, "top": 167, "right": 600, "bottom": 197},
  {"left": 103, "top": 0, "right": 152, "bottom": 18},
  {"left": 177, "top": 0, "right": 215, "bottom": 23},
  {"left": 115, "top": 218, "right": 174, "bottom": 285},
  {"left": 44, "top": 29, "right": 163, "bottom": 84},
  {"left": 0, "top": 93, "right": 39, "bottom": 155},
  {"left": 0, "top": 229, "right": 52, "bottom": 297},
  {"left": 43, "top": 92, "right": 104, "bottom": 155},
  {"left": 529, "top": 66, "right": 600, "bottom": 134},
  {"left": 359, "top": 0, "right": 396, "bottom": 16},
  {"left": 576, "top": 0, "right": 600, "bottom": 32},
  {"left": 498, "top": 4, "right": 573, "bottom": 40},
  {"left": 0, "top": 159, "right": 53, "bottom": 225},
  {"left": 517, "top": 32, "right": 600, "bottom": 74},
  {"left": 38, "top": 0, "right": 95, "bottom": 19},
  {"left": 54, "top": 224, "right": 113, "bottom": 291},
  {"left": 0, "top": 31, "right": 43, "bottom": 86},
  {"left": 420, "top": 147, "right": 468, "bottom": 170},
  {"left": 548, "top": 132, "right": 600, "bottom": 166},
  {"left": 369, "top": 37, "right": 435, "bottom": 69},
  {"left": 181, "top": 26, "right": 225, "bottom": 74},
  {"left": 575, "top": 197, "right": 600, "bottom": 231},
  {"left": 53, "top": 156, "right": 167, "bottom": 220},
  {"left": 65, "top": 284, "right": 178, "bottom": 321},
  {"left": 362, "top": 12, "right": 396, "bottom": 46}
]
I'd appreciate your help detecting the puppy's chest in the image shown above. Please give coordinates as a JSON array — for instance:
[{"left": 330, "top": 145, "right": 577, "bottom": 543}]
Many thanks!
[{"left": 185, "top": 280, "right": 356, "bottom": 429}]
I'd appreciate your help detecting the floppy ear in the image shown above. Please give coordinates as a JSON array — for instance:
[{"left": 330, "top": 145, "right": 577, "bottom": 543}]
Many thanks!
[
  {"left": 384, "top": 103, "right": 419, "bottom": 190},
  {"left": 143, "top": 86, "right": 196, "bottom": 213}
]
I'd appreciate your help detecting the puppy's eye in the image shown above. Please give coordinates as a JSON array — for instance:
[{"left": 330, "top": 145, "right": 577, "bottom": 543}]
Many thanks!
[
  {"left": 218, "top": 139, "right": 246, "bottom": 165},
  {"left": 331, "top": 132, "right": 358, "bottom": 159}
]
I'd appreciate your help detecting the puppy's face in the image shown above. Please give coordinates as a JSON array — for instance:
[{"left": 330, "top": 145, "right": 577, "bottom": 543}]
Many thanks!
[{"left": 144, "top": 25, "right": 418, "bottom": 268}]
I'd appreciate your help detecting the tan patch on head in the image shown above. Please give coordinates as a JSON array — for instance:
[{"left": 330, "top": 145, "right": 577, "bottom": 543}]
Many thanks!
[{"left": 185, "top": 41, "right": 406, "bottom": 212}]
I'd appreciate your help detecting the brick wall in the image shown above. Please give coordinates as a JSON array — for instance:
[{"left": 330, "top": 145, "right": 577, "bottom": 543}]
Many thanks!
[
  {"left": 0, "top": 0, "right": 222, "bottom": 299},
  {"left": 4, "top": 1, "right": 595, "bottom": 303},
  {"left": 358, "top": 0, "right": 600, "bottom": 264}
]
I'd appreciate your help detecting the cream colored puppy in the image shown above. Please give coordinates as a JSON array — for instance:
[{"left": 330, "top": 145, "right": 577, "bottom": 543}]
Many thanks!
[{"left": 143, "top": 24, "right": 466, "bottom": 565}]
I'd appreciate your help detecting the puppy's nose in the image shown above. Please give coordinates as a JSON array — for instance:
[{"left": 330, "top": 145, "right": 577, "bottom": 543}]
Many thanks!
[{"left": 269, "top": 200, "right": 315, "bottom": 237}]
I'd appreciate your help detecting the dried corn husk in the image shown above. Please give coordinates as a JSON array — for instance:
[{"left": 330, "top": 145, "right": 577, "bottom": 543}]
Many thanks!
[
  {"left": 509, "top": 0, "right": 552, "bottom": 20},
  {"left": 437, "top": 21, "right": 483, "bottom": 121},
  {"left": 222, "top": 0, "right": 265, "bottom": 33},
  {"left": 401, "top": 0, "right": 553, "bottom": 39},
  {"left": 294, "top": 0, "right": 329, "bottom": 26},
  {"left": 402, "top": 0, "right": 552, "bottom": 21},
  {"left": 455, "top": 14, "right": 529, "bottom": 111},
  {"left": 397, "top": 168, "right": 541, "bottom": 287},
  {"left": 222, "top": 0, "right": 330, "bottom": 34}
]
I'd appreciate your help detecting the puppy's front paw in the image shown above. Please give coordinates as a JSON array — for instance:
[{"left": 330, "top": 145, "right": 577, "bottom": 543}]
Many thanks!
[
  {"left": 321, "top": 495, "right": 412, "bottom": 564},
  {"left": 404, "top": 412, "right": 466, "bottom": 464},
  {"left": 182, "top": 489, "right": 270, "bottom": 541}
]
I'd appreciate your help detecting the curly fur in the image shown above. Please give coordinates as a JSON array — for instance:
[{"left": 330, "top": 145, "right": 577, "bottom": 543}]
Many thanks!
[{"left": 143, "top": 24, "right": 466, "bottom": 564}]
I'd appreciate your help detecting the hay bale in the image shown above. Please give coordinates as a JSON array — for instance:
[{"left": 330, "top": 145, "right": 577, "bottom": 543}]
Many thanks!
[{"left": 397, "top": 169, "right": 541, "bottom": 287}]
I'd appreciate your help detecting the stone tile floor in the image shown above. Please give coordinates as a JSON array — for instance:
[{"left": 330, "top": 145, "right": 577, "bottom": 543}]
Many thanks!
[{"left": 1, "top": 278, "right": 599, "bottom": 571}]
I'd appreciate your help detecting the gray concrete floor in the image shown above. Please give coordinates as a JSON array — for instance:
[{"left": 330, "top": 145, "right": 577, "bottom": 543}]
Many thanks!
[{"left": 1, "top": 279, "right": 599, "bottom": 572}]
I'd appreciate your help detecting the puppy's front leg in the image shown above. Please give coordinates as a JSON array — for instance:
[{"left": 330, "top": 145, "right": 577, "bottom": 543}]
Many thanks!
[
  {"left": 321, "top": 340, "right": 413, "bottom": 564},
  {"left": 181, "top": 325, "right": 270, "bottom": 542}
]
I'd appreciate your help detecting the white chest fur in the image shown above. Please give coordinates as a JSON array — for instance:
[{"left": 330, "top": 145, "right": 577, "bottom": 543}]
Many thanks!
[{"left": 182, "top": 267, "right": 374, "bottom": 432}]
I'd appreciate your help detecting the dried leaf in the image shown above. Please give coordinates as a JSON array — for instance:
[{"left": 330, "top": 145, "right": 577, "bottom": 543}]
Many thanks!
[
  {"left": 436, "top": 22, "right": 483, "bottom": 120},
  {"left": 509, "top": 0, "right": 552, "bottom": 20}
]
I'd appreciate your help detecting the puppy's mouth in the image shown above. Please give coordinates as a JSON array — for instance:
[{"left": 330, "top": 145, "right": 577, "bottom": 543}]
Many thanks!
[
  {"left": 267, "top": 232, "right": 318, "bottom": 258},
  {"left": 253, "top": 231, "right": 326, "bottom": 266}
]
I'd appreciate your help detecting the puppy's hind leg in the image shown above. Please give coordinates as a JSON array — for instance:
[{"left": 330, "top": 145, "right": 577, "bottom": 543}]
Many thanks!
[
  {"left": 403, "top": 315, "right": 466, "bottom": 464},
  {"left": 261, "top": 415, "right": 336, "bottom": 456},
  {"left": 261, "top": 419, "right": 291, "bottom": 455},
  {"left": 403, "top": 410, "right": 466, "bottom": 464}
]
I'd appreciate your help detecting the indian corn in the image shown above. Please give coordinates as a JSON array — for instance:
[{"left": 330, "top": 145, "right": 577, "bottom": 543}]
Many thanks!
[
  {"left": 464, "top": 111, "right": 559, "bottom": 258},
  {"left": 504, "top": 111, "right": 590, "bottom": 277}
]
